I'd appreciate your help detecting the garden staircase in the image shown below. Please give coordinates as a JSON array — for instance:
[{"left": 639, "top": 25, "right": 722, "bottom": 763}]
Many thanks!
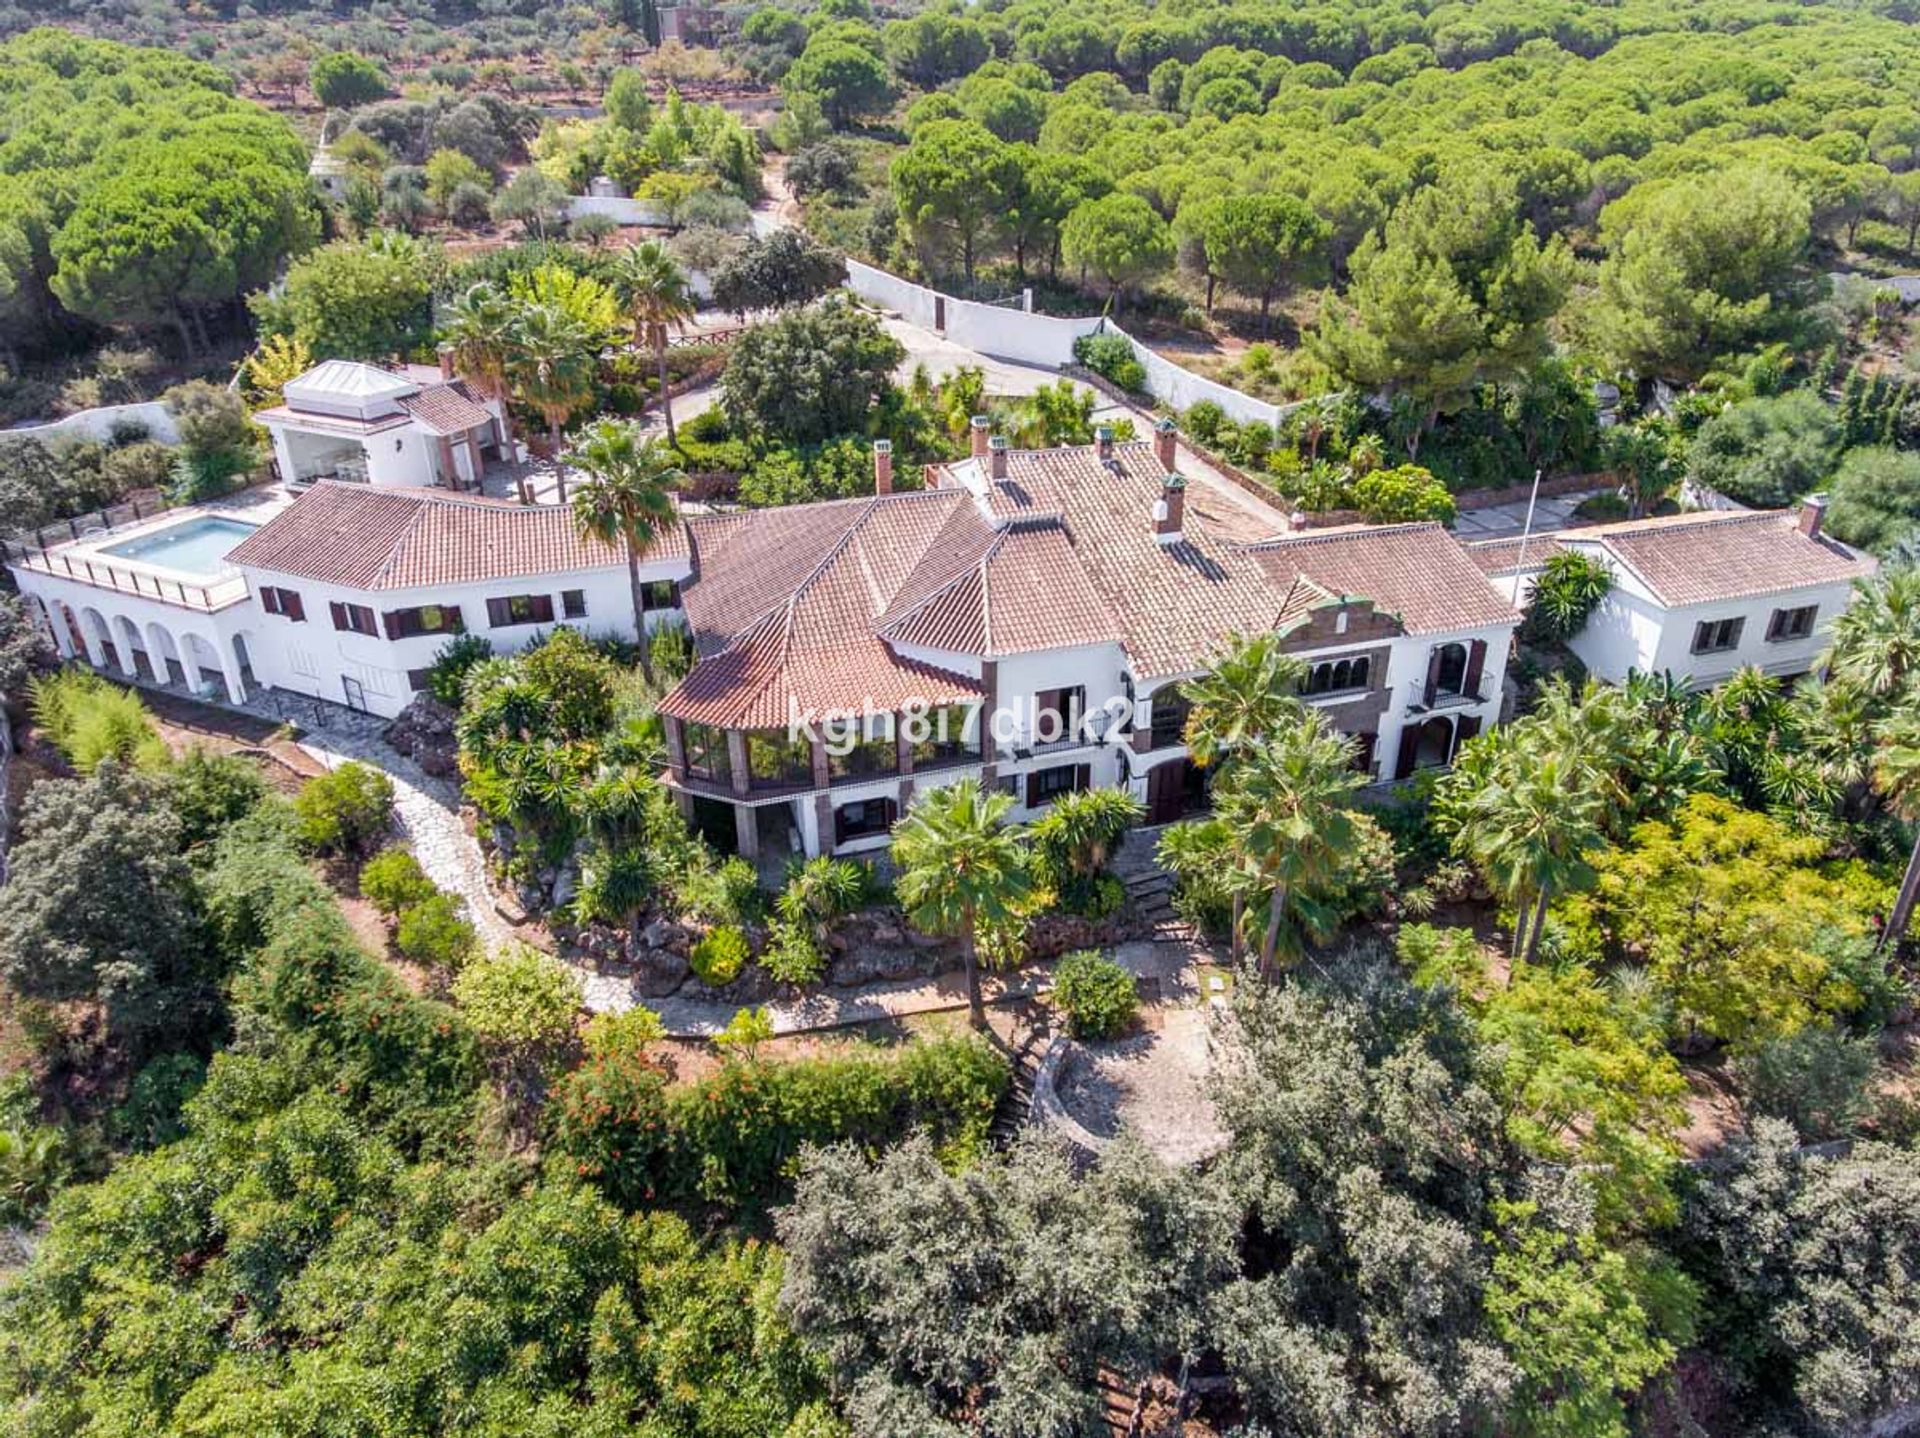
[
  {"left": 1125, "top": 870, "right": 1194, "bottom": 945},
  {"left": 988, "top": 1020, "right": 1049, "bottom": 1149}
]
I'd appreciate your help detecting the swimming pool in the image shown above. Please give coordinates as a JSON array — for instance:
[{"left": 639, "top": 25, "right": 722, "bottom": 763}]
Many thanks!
[{"left": 101, "top": 516, "right": 259, "bottom": 575}]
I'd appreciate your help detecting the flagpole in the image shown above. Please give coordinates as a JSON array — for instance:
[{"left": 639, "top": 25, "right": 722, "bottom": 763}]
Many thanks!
[{"left": 1509, "top": 468, "right": 1543, "bottom": 604}]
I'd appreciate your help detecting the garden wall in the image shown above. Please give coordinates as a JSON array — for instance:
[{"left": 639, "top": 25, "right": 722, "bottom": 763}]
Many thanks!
[
  {"left": 843, "top": 260, "right": 1295, "bottom": 420},
  {"left": 566, "top": 194, "right": 673, "bottom": 227},
  {"left": 5, "top": 401, "right": 178, "bottom": 447}
]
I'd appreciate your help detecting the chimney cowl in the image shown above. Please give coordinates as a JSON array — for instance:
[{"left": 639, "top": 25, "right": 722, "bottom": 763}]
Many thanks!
[
  {"left": 989, "top": 434, "right": 1010, "bottom": 480},
  {"left": 1095, "top": 424, "right": 1114, "bottom": 460},
  {"left": 1153, "top": 418, "right": 1178, "bottom": 471},
  {"left": 1288, "top": 510, "right": 1308, "bottom": 532},
  {"left": 1155, "top": 469, "right": 1185, "bottom": 543}
]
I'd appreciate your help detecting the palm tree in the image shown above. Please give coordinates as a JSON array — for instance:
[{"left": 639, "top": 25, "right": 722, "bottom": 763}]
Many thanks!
[
  {"left": 1827, "top": 568, "right": 1920, "bottom": 703},
  {"left": 1451, "top": 733, "right": 1605, "bottom": 971},
  {"left": 1181, "top": 632, "right": 1309, "bottom": 770},
  {"left": 1871, "top": 706, "right": 1920, "bottom": 951},
  {"left": 891, "top": 778, "right": 1032, "bottom": 1029},
  {"left": 1179, "top": 632, "right": 1310, "bottom": 961},
  {"left": 1214, "top": 710, "right": 1363, "bottom": 975},
  {"left": 507, "top": 300, "right": 598, "bottom": 504},
  {"left": 568, "top": 418, "right": 682, "bottom": 682},
  {"left": 612, "top": 240, "right": 698, "bottom": 446},
  {"left": 442, "top": 281, "right": 522, "bottom": 455}
]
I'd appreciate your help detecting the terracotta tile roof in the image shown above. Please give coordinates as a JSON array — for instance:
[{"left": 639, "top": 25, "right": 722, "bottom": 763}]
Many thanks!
[
  {"left": 226, "top": 481, "right": 686, "bottom": 591},
  {"left": 1239, "top": 523, "right": 1522, "bottom": 637},
  {"left": 399, "top": 382, "right": 494, "bottom": 436},
  {"left": 1465, "top": 535, "right": 1566, "bottom": 577},
  {"left": 1562, "top": 508, "right": 1875, "bottom": 606}
]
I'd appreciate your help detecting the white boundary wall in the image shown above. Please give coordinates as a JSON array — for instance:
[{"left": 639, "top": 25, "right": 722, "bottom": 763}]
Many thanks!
[
  {"left": 844, "top": 260, "right": 1297, "bottom": 425},
  {"left": 567, "top": 194, "right": 674, "bottom": 227},
  {"left": 5, "top": 401, "right": 179, "bottom": 447}
]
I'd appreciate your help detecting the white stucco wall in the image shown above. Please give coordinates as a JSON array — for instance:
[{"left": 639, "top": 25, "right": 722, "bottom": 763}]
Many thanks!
[{"left": 6, "top": 401, "right": 180, "bottom": 447}]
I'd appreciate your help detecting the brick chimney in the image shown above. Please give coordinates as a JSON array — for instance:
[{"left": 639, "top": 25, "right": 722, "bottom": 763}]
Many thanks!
[
  {"left": 1155, "top": 472, "right": 1186, "bottom": 544},
  {"left": 1798, "top": 493, "right": 1828, "bottom": 539},
  {"left": 970, "top": 414, "right": 992, "bottom": 459},
  {"left": 437, "top": 344, "right": 456, "bottom": 380},
  {"left": 989, "top": 434, "right": 1009, "bottom": 481},
  {"left": 1095, "top": 424, "right": 1114, "bottom": 461},
  {"left": 873, "top": 439, "right": 893, "bottom": 495},
  {"left": 1153, "top": 417, "right": 1178, "bottom": 471}
]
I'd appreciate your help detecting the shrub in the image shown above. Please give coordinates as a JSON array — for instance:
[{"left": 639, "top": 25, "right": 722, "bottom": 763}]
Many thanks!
[
  {"left": 713, "top": 1005, "right": 777, "bottom": 1060},
  {"left": 1572, "top": 490, "right": 1630, "bottom": 521},
  {"left": 1051, "top": 949, "right": 1139, "bottom": 1039},
  {"left": 1072, "top": 332, "right": 1147, "bottom": 393},
  {"left": 395, "top": 893, "right": 480, "bottom": 969},
  {"left": 1732, "top": 1024, "right": 1879, "bottom": 1142},
  {"left": 582, "top": 1005, "right": 665, "bottom": 1058},
  {"left": 1350, "top": 464, "right": 1456, "bottom": 524},
  {"left": 164, "top": 747, "right": 268, "bottom": 847},
  {"left": 650, "top": 621, "right": 694, "bottom": 683},
  {"left": 452, "top": 943, "right": 582, "bottom": 1055},
  {"left": 293, "top": 761, "right": 396, "bottom": 857},
  {"left": 427, "top": 633, "right": 494, "bottom": 707},
  {"left": 28, "top": 669, "right": 168, "bottom": 772},
  {"left": 1525, "top": 551, "right": 1614, "bottom": 642},
  {"left": 761, "top": 921, "right": 827, "bottom": 986},
  {"left": 1182, "top": 400, "right": 1228, "bottom": 444},
  {"left": 1030, "top": 786, "right": 1143, "bottom": 892},
  {"left": 444, "top": 180, "right": 494, "bottom": 228},
  {"left": 360, "top": 846, "right": 436, "bottom": 917},
  {"left": 679, "top": 854, "right": 766, "bottom": 926},
  {"left": 690, "top": 925, "right": 751, "bottom": 987},
  {"left": 1059, "top": 870, "right": 1125, "bottom": 920}
]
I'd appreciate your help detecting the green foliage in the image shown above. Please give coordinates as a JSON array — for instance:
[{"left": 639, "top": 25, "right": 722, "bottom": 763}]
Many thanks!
[
  {"left": 1072, "top": 331, "right": 1147, "bottom": 392},
  {"left": 1826, "top": 445, "right": 1920, "bottom": 555},
  {"left": 292, "top": 760, "right": 395, "bottom": 858},
  {"left": 359, "top": 846, "right": 436, "bottom": 917},
  {"left": 650, "top": 620, "right": 695, "bottom": 683},
  {"left": 1350, "top": 462, "right": 1456, "bottom": 523},
  {"left": 1526, "top": 550, "right": 1614, "bottom": 642},
  {"left": 786, "top": 36, "right": 893, "bottom": 129},
  {"left": 1686, "top": 389, "right": 1839, "bottom": 508},
  {"left": 1060, "top": 192, "right": 1174, "bottom": 299},
  {"left": 29, "top": 668, "right": 168, "bottom": 772},
  {"left": 163, "top": 746, "right": 268, "bottom": 849},
  {"left": 1731, "top": 1023, "right": 1880, "bottom": 1143},
  {"left": 711, "top": 228, "right": 847, "bottom": 314},
  {"left": 691, "top": 925, "right": 751, "bottom": 987},
  {"left": 394, "top": 892, "right": 480, "bottom": 969},
  {"left": 551, "top": 1034, "right": 1009, "bottom": 1212},
  {"left": 714, "top": 1005, "right": 777, "bottom": 1061},
  {"left": 891, "top": 120, "right": 1021, "bottom": 281},
  {"left": 252, "top": 236, "right": 436, "bottom": 361},
  {"left": 426, "top": 631, "right": 494, "bottom": 707},
  {"left": 1051, "top": 949, "right": 1139, "bottom": 1039},
  {"left": 310, "top": 50, "right": 389, "bottom": 108},
  {"left": 721, "top": 296, "right": 905, "bottom": 443},
  {"left": 453, "top": 943, "right": 582, "bottom": 1055}
]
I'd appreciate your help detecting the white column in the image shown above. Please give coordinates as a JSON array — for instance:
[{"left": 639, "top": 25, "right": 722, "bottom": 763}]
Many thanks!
[
  {"left": 76, "top": 613, "right": 107, "bottom": 669},
  {"left": 271, "top": 428, "right": 298, "bottom": 484},
  {"left": 44, "top": 600, "right": 75, "bottom": 659},
  {"left": 217, "top": 635, "right": 248, "bottom": 706},
  {"left": 110, "top": 617, "right": 139, "bottom": 676}
]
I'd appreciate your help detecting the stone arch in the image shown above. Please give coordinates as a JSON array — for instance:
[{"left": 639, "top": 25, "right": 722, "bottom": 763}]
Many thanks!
[
  {"left": 182, "top": 632, "right": 223, "bottom": 695},
  {"left": 112, "top": 615, "right": 147, "bottom": 678},
  {"left": 1412, "top": 714, "right": 1456, "bottom": 771},
  {"left": 77, "top": 606, "right": 115, "bottom": 668}
]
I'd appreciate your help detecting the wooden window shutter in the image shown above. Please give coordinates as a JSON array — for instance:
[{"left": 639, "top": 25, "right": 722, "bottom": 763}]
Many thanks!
[
  {"left": 382, "top": 611, "right": 401, "bottom": 640},
  {"left": 1075, "top": 763, "right": 1091, "bottom": 792},
  {"left": 487, "top": 597, "right": 508, "bottom": 627},
  {"left": 1463, "top": 640, "right": 1486, "bottom": 698},
  {"left": 1026, "top": 771, "right": 1041, "bottom": 807},
  {"left": 533, "top": 594, "right": 556, "bottom": 623},
  {"left": 1395, "top": 724, "right": 1422, "bottom": 781},
  {"left": 1455, "top": 715, "right": 1483, "bottom": 750},
  {"left": 329, "top": 601, "right": 347, "bottom": 631},
  {"left": 285, "top": 590, "right": 305, "bottom": 622},
  {"left": 1423, "top": 648, "right": 1441, "bottom": 706}
]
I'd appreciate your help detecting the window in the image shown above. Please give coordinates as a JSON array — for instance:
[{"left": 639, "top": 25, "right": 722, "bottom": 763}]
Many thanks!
[
  {"left": 1032, "top": 686, "right": 1086, "bottom": 745},
  {"left": 561, "top": 589, "right": 588, "bottom": 620},
  {"left": 910, "top": 704, "right": 980, "bottom": 768},
  {"left": 1026, "top": 762, "right": 1089, "bottom": 807},
  {"left": 829, "top": 735, "right": 898, "bottom": 784},
  {"left": 383, "top": 603, "right": 464, "bottom": 640},
  {"left": 1304, "top": 655, "right": 1371, "bottom": 696},
  {"left": 640, "top": 579, "right": 681, "bottom": 612},
  {"left": 834, "top": 797, "right": 897, "bottom": 845},
  {"left": 329, "top": 601, "right": 378, "bottom": 637},
  {"left": 683, "top": 723, "right": 730, "bottom": 786},
  {"left": 1148, "top": 690, "right": 1190, "bottom": 748},
  {"left": 1692, "top": 617, "right": 1745, "bottom": 654},
  {"left": 1767, "top": 605, "right": 1818, "bottom": 642},
  {"left": 260, "top": 586, "right": 305, "bottom": 621},
  {"left": 1433, "top": 643, "right": 1467, "bottom": 698},
  {"left": 487, "top": 593, "right": 556, "bottom": 628},
  {"left": 747, "top": 731, "right": 811, "bottom": 790}
]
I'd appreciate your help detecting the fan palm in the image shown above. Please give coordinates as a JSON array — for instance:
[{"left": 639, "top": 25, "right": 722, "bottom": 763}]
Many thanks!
[
  {"left": 1180, "top": 632, "right": 1309, "bottom": 769},
  {"left": 1871, "top": 705, "right": 1920, "bottom": 951},
  {"left": 612, "top": 240, "right": 698, "bottom": 446},
  {"left": 1827, "top": 568, "right": 1920, "bottom": 703},
  {"left": 891, "top": 778, "right": 1032, "bottom": 1028},
  {"left": 507, "top": 300, "right": 599, "bottom": 504},
  {"left": 442, "top": 281, "right": 522, "bottom": 454},
  {"left": 1214, "top": 709, "right": 1363, "bottom": 974},
  {"left": 1451, "top": 735, "right": 1605, "bottom": 970},
  {"left": 567, "top": 417, "right": 682, "bottom": 682}
]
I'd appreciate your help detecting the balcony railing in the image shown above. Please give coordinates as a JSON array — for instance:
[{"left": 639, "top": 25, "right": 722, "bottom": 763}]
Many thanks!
[{"left": 8, "top": 546, "right": 250, "bottom": 612}]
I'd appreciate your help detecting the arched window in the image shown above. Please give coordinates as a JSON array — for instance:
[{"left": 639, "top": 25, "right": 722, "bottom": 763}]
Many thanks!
[{"left": 1434, "top": 642, "right": 1468, "bottom": 698}]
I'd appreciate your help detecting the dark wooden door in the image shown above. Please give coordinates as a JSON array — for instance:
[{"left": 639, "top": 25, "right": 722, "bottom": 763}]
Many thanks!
[{"left": 1145, "top": 758, "right": 1185, "bottom": 825}]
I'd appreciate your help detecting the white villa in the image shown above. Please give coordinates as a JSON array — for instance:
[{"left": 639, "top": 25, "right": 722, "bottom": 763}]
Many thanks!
[
  {"left": 5, "top": 403, "right": 1875, "bottom": 867},
  {"left": 254, "top": 358, "right": 511, "bottom": 492},
  {"left": 1468, "top": 497, "right": 1874, "bottom": 686}
]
